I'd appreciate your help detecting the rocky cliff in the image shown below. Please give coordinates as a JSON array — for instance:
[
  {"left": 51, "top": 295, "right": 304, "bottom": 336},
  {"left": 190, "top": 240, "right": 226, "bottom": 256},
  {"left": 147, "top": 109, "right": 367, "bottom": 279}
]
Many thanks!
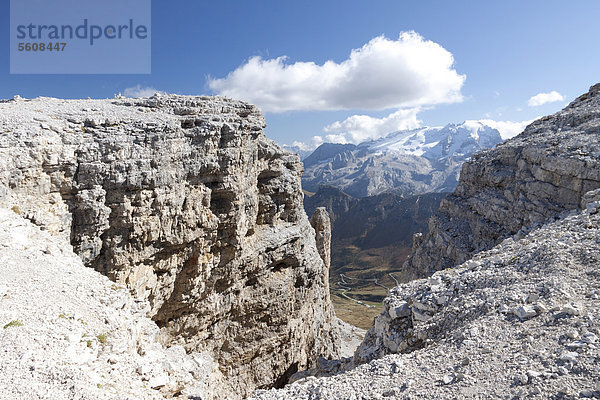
[
  {"left": 0, "top": 94, "right": 340, "bottom": 399},
  {"left": 404, "top": 84, "right": 600, "bottom": 279}
]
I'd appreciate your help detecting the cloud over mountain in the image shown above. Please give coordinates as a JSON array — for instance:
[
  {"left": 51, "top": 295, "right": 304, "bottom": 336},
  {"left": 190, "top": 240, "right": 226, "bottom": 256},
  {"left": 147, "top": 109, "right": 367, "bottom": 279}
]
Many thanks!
[
  {"left": 320, "top": 108, "right": 422, "bottom": 144},
  {"left": 208, "top": 32, "right": 465, "bottom": 113},
  {"left": 308, "top": 112, "right": 533, "bottom": 147},
  {"left": 474, "top": 118, "right": 535, "bottom": 140}
]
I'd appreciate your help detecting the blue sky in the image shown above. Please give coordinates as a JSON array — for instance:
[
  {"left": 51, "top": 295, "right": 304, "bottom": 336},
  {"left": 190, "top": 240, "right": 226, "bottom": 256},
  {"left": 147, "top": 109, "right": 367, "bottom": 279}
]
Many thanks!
[{"left": 1, "top": 0, "right": 600, "bottom": 149}]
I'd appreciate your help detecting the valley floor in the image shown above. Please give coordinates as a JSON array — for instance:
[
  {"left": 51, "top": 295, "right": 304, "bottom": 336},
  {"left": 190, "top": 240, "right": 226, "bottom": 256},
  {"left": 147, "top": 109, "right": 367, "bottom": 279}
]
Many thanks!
[{"left": 328, "top": 242, "right": 411, "bottom": 329}]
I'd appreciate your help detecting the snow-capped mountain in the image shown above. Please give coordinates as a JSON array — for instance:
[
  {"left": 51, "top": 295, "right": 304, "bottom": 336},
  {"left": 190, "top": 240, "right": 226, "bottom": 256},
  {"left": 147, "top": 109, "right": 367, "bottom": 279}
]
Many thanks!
[
  {"left": 367, "top": 121, "right": 502, "bottom": 159},
  {"left": 302, "top": 121, "right": 504, "bottom": 197}
]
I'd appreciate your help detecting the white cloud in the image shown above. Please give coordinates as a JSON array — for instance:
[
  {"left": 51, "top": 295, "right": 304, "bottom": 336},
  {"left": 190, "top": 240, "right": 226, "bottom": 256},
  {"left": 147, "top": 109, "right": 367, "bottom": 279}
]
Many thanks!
[
  {"left": 289, "top": 141, "right": 312, "bottom": 151},
  {"left": 283, "top": 136, "right": 326, "bottom": 152},
  {"left": 527, "top": 91, "right": 564, "bottom": 107},
  {"left": 311, "top": 136, "right": 324, "bottom": 148},
  {"left": 208, "top": 32, "right": 465, "bottom": 112},
  {"left": 474, "top": 118, "right": 536, "bottom": 139},
  {"left": 322, "top": 108, "right": 422, "bottom": 144},
  {"left": 123, "top": 85, "right": 161, "bottom": 98}
]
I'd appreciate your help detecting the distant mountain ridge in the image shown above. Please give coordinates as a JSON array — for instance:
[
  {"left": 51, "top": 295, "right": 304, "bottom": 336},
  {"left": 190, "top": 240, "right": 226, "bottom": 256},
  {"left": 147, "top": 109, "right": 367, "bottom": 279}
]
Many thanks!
[
  {"left": 303, "top": 185, "right": 358, "bottom": 224},
  {"left": 302, "top": 121, "right": 503, "bottom": 198},
  {"left": 303, "top": 143, "right": 357, "bottom": 168}
]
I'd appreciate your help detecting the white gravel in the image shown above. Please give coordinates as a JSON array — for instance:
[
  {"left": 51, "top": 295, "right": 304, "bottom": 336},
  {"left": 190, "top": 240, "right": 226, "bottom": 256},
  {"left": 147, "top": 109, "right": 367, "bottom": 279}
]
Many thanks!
[{"left": 0, "top": 207, "right": 223, "bottom": 400}]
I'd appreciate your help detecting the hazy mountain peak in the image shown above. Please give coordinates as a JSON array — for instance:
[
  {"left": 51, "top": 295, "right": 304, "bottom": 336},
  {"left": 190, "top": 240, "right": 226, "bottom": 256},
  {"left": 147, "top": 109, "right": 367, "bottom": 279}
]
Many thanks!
[
  {"left": 302, "top": 121, "right": 503, "bottom": 197},
  {"left": 364, "top": 121, "right": 502, "bottom": 160}
]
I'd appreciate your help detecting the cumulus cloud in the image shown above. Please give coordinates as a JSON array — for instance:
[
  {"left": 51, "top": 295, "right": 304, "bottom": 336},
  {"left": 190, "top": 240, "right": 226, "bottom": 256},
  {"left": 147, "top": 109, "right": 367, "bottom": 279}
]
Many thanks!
[
  {"left": 123, "top": 85, "right": 161, "bottom": 98},
  {"left": 320, "top": 108, "right": 422, "bottom": 144},
  {"left": 471, "top": 118, "right": 536, "bottom": 140},
  {"left": 208, "top": 32, "right": 465, "bottom": 112},
  {"left": 310, "top": 136, "right": 324, "bottom": 148},
  {"left": 527, "top": 91, "right": 564, "bottom": 107}
]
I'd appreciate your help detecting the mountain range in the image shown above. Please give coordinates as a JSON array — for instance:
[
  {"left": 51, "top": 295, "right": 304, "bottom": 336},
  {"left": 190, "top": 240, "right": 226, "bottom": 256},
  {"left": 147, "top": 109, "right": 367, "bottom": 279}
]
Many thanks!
[
  {"left": 302, "top": 121, "right": 503, "bottom": 198},
  {"left": 3, "top": 84, "right": 600, "bottom": 400},
  {"left": 305, "top": 186, "right": 446, "bottom": 276}
]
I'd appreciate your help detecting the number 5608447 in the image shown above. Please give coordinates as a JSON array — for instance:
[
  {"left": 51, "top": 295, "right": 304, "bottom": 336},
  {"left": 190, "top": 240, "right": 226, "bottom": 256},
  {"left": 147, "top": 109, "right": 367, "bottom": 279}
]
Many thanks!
[{"left": 17, "top": 42, "right": 66, "bottom": 51}]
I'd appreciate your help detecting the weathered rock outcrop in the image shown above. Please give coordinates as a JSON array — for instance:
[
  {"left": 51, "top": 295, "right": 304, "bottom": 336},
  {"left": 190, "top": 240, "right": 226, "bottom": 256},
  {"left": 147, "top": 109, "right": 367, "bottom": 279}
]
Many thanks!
[
  {"left": 0, "top": 94, "right": 340, "bottom": 399},
  {"left": 310, "top": 207, "right": 331, "bottom": 269},
  {"left": 404, "top": 84, "right": 600, "bottom": 278}
]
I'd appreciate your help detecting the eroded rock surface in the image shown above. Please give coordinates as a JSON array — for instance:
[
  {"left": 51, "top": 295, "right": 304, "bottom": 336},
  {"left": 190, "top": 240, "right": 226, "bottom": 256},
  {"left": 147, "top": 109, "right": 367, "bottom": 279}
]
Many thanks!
[
  {"left": 404, "top": 83, "right": 600, "bottom": 278},
  {"left": 310, "top": 207, "right": 331, "bottom": 269},
  {"left": 0, "top": 94, "right": 339, "bottom": 399}
]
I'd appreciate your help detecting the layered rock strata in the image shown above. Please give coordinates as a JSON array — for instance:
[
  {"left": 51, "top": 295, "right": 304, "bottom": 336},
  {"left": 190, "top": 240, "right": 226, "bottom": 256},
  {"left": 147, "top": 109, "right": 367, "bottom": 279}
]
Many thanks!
[
  {"left": 0, "top": 94, "right": 339, "bottom": 399},
  {"left": 310, "top": 207, "right": 331, "bottom": 269},
  {"left": 404, "top": 84, "right": 600, "bottom": 278}
]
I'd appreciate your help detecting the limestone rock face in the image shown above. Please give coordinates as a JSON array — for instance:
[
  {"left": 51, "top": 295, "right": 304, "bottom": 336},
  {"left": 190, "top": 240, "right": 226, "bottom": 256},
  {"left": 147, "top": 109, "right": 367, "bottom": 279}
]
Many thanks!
[
  {"left": 404, "top": 84, "right": 600, "bottom": 278},
  {"left": 0, "top": 208, "right": 224, "bottom": 400},
  {"left": 310, "top": 207, "right": 331, "bottom": 269},
  {"left": 0, "top": 94, "right": 340, "bottom": 399}
]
